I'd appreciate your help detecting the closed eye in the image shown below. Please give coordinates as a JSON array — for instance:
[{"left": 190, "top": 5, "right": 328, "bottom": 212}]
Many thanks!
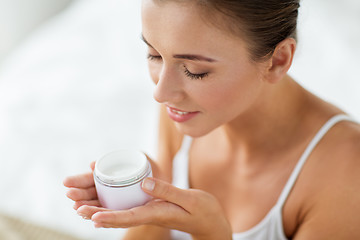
[
  {"left": 147, "top": 53, "right": 209, "bottom": 80},
  {"left": 147, "top": 54, "right": 162, "bottom": 61},
  {"left": 184, "top": 67, "right": 209, "bottom": 80}
]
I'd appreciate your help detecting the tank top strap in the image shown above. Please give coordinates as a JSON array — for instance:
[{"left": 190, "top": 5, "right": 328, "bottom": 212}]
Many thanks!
[
  {"left": 276, "top": 114, "right": 355, "bottom": 207},
  {"left": 172, "top": 135, "right": 193, "bottom": 189},
  {"left": 180, "top": 135, "right": 193, "bottom": 154}
]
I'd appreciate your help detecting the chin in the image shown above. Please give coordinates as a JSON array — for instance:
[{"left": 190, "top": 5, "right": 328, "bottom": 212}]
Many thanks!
[{"left": 174, "top": 122, "right": 215, "bottom": 138}]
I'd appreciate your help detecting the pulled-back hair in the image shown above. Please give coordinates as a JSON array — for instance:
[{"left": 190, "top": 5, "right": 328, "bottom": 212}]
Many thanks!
[{"left": 157, "top": 0, "right": 300, "bottom": 61}]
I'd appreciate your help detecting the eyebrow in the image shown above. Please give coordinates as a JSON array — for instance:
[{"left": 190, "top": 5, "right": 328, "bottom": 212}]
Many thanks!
[
  {"left": 141, "top": 34, "right": 217, "bottom": 63},
  {"left": 141, "top": 34, "right": 154, "bottom": 48},
  {"left": 173, "top": 54, "right": 217, "bottom": 62}
]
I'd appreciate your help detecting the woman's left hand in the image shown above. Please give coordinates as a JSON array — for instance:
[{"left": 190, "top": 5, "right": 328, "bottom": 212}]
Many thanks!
[{"left": 77, "top": 177, "right": 232, "bottom": 240}]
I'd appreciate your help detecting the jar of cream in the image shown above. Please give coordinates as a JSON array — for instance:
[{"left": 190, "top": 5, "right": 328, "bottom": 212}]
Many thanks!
[{"left": 93, "top": 150, "right": 152, "bottom": 210}]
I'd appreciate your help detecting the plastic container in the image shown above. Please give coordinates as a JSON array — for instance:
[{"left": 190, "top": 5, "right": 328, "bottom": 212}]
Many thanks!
[{"left": 93, "top": 150, "right": 152, "bottom": 210}]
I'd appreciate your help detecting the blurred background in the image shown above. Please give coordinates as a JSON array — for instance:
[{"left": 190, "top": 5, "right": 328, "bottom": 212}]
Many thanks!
[{"left": 0, "top": 0, "right": 359, "bottom": 239}]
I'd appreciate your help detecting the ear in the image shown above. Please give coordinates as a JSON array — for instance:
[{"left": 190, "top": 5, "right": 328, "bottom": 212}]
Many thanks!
[{"left": 264, "top": 38, "right": 296, "bottom": 84}]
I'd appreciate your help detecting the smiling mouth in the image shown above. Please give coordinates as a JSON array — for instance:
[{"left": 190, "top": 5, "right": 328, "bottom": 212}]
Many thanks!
[
  {"left": 170, "top": 109, "right": 192, "bottom": 115},
  {"left": 166, "top": 106, "right": 199, "bottom": 123}
]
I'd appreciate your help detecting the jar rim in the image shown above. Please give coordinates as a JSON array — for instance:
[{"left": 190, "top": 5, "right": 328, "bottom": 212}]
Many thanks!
[{"left": 94, "top": 150, "right": 150, "bottom": 186}]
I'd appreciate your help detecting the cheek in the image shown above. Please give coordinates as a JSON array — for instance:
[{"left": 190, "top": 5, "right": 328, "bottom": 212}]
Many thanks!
[{"left": 194, "top": 70, "right": 262, "bottom": 113}]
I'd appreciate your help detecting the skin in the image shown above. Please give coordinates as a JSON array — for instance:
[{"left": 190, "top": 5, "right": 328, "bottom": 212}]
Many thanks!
[{"left": 64, "top": 0, "right": 360, "bottom": 239}]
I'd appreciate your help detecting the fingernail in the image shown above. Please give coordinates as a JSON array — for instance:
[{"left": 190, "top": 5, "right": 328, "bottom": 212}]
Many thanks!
[
  {"left": 142, "top": 178, "right": 155, "bottom": 191},
  {"left": 79, "top": 214, "right": 90, "bottom": 220},
  {"left": 94, "top": 222, "right": 102, "bottom": 228}
]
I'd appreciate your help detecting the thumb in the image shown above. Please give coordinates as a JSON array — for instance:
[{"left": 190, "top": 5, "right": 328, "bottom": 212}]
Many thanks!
[{"left": 142, "top": 178, "right": 189, "bottom": 208}]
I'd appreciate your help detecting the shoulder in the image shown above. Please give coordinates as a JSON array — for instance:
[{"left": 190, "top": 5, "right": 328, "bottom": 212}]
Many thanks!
[
  {"left": 294, "top": 118, "right": 360, "bottom": 239},
  {"left": 319, "top": 118, "right": 360, "bottom": 170}
]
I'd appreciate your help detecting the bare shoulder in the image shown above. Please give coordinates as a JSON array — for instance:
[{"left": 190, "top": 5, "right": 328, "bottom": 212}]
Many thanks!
[
  {"left": 294, "top": 118, "right": 360, "bottom": 239},
  {"left": 324, "top": 118, "right": 360, "bottom": 168}
]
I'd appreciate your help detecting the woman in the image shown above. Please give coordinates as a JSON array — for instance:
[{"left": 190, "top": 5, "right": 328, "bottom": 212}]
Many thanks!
[{"left": 64, "top": 0, "right": 360, "bottom": 239}]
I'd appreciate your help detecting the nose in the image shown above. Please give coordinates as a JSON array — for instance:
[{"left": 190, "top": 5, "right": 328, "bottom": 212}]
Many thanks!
[{"left": 153, "top": 64, "right": 185, "bottom": 104}]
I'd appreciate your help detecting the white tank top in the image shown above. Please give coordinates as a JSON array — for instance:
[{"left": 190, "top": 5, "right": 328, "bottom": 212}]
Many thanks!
[{"left": 171, "top": 114, "right": 354, "bottom": 240}]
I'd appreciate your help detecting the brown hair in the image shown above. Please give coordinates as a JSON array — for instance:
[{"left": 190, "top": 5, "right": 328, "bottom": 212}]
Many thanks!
[{"left": 157, "top": 0, "right": 300, "bottom": 61}]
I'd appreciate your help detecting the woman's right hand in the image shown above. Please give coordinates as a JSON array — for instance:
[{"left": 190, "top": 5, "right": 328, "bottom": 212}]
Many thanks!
[{"left": 63, "top": 162, "right": 101, "bottom": 215}]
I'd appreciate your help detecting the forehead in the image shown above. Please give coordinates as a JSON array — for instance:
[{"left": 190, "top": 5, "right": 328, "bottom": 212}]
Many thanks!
[
  {"left": 141, "top": 1, "right": 214, "bottom": 47},
  {"left": 141, "top": 0, "right": 249, "bottom": 59}
]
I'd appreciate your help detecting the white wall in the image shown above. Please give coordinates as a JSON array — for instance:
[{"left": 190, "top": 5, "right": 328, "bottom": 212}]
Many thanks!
[
  {"left": 290, "top": 0, "right": 360, "bottom": 119},
  {"left": 0, "top": 0, "right": 72, "bottom": 62}
]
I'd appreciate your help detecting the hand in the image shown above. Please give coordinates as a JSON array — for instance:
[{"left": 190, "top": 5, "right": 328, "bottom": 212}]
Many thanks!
[
  {"left": 76, "top": 177, "right": 232, "bottom": 240},
  {"left": 63, "top": 162, "right": 101, "bottom": 212},
  {"left": 63, "top": 155, "right": 164, "bottom": 212}
]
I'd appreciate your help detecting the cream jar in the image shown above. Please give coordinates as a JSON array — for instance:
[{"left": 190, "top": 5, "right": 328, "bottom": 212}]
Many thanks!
[{"left": 93, "top": 150, "right": 152, "bottom": 210}]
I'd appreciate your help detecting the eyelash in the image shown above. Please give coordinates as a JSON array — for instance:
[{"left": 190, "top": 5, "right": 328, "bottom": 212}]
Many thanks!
[
  {"left": 147, "top": 54, "right": 162, "bottom": 61},
  {"left": 183, "top": 67, "right": 209, "bottom": 80},
  {"left": 147, "top": 54, "right": 209, "bottom": 80}
]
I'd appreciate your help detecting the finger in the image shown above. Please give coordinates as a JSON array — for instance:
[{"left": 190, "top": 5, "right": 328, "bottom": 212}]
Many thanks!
[
  {"left": 92, "top": 208, "right": 140, "bottom": 228},
  {"left": 94, "top": 223, "right": 116, "bottom": 228},
  {"left": 66, "top": 187, "right": 97, "bottom": 201},
  {"left": 90, "top": 161, "right": 95, "bottom": 171},
  {"left": 141, "top": 178, "right": 191, "bottom": 210},
  {"left": 92, "top": 198, "right": 187, "bottom": 228},
  {"left": 77, "top": 205, "right": 110, "bottom": 220},
  {"left": 63, "top": 172, "right": 94, "bottom": 188},
  {"left": 91, "top": 206, "right": 152, "bottom": 228},
  {"left": 73, "top": 200, "right": 101, "bottom": 210}
]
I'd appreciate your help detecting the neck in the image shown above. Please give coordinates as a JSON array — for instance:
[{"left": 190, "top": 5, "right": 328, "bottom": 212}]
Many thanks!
[{"left": 218, "top": 75, "right": 309, "bottom": 158}]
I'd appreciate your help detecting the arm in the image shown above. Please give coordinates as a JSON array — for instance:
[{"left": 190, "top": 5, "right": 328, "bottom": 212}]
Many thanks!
[
  {"left": 293, "top": 140, "right": 360, "bottom": 240},
  {"left": 122, "top": 105, "right": 183, "bottom": 239},
  {"left": 293, "top": 184, "right": 360, "bottom": 239}
]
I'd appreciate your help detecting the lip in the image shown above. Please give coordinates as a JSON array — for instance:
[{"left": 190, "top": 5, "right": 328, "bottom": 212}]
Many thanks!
[{"left": 166, "top": 106, "right": 200, "bottom": 123}]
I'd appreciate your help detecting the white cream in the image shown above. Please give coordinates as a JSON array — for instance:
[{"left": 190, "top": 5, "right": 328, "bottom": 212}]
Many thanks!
[{"left": 102, "top": 163, "right": 139, "bottom": 177}]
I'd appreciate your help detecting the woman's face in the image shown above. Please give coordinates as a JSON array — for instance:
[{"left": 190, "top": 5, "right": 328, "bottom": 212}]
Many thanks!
[{"left": 142, "top": 0, "right": 267, "bottom": 137}]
